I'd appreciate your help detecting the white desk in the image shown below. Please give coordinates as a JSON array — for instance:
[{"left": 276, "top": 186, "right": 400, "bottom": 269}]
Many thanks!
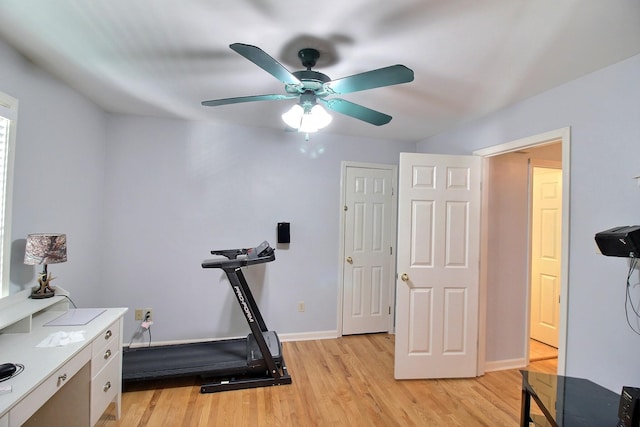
[{"left": 0, "top": 290, "right": 127, "bottom": 427}]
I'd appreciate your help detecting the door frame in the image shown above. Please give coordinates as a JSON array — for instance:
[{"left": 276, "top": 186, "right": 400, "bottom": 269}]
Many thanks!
[
  {"left": 337, "top": 161, "right": 398, "bottom": 336},
  {"left": 473, "top": 126, "right": 570, "bottom": 375}
]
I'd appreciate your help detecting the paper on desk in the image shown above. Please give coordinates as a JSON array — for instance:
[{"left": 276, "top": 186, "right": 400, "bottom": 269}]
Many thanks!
[{"left": 36, "top": 331, "right": 86, "bottom": 347}]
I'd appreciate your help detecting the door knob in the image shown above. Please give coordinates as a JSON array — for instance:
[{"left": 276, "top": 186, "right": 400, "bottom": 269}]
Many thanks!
[
  {"left": 346, "top": 256, "right": 353, "bottom": 264},
  {"left": 401, "top": 273, "right": 409, "bottom": 282}
]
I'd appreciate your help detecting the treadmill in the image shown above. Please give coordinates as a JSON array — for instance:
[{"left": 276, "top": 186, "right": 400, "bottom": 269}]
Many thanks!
[{"left": 122, "top": 241, "right": 292, "bottom": 393}]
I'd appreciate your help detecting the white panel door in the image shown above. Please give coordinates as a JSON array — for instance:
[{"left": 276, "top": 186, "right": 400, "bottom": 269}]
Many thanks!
[
  {"left": 530, "top": 166, "right": 562, "bottom": 347},
  {"left": 395, "top": 153, "right": 481, "bottom": 379},
  {"left": 342, "top": 166, "right": 394, "bottom": 335}
]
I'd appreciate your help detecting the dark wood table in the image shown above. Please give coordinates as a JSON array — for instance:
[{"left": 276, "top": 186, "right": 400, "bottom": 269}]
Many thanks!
[{"left": 521, "top": 370, "right": 621, "bottom": 426}]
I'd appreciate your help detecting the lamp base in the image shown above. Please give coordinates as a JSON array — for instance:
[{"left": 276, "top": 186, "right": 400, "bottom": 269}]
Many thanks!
[
  {"left": 31, "top": 271, "right": 56, "bottom": 299},
  {"left": 31, "top": 286, "right": 55, "bottom": 299}
]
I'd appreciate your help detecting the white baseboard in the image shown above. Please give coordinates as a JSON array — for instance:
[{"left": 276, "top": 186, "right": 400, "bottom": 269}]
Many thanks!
[
  {"left": 127, "top": 335, "right": 243, "bottom": 349},
  {"left": 127, "top": 330, "right": 339, "bottom": 348},
  {"left": 484, "top": 358, "right": 527, "bottom": 372},
  {"left": 278, "top": 330, "right": 338, "bottom": 342}
]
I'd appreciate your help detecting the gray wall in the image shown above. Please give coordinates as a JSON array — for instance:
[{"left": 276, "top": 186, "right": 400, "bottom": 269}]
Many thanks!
[
  {"left": 417, "top": 53, "right": 640, "bottom": 392},
  {"left": 0, "top": 38, "right": 108, "bottom": 306},
  {"left": 101, "top": 115, "right": 414, "bottom": 342},
  {"left": 484, "top": 152, "right": 531, "bottom": 363}
]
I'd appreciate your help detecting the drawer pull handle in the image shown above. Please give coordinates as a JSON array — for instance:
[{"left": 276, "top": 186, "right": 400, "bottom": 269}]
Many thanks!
[
  {"left": 104, "top": 349, "right": 112, "bottom": 359},
  {"left": 103, "top": 381, "right": 111, "bottom": 392},
  {"left": 104, "top": 330, "right": 112, "bottom": 340},
  {"left": 57, "top": 373, "right": 67, "bottom": 386}
]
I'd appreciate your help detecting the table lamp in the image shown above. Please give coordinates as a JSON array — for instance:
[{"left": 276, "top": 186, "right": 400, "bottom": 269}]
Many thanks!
[{"left": 24, "top": 233, "right": 67, "bottom": 299}]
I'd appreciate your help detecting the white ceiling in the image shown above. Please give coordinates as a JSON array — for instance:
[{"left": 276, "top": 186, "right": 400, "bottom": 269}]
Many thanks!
[{"left": 1, "top": 0, "right": 639, "bottom": 142}]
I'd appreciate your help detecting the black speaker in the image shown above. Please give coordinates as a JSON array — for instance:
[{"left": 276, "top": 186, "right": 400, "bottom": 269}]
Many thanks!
[
  {"left": 277, "top": 222, "right": 290, "bottom": 244},
  {"left": 595, "top": 226, "right": 640, "bottom": 257}
]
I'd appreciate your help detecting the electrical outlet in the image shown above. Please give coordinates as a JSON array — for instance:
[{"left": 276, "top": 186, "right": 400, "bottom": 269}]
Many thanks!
[
  {"left": 297, "top": 301, "right": 305, "bottom": 312},
  {"left": 135, "top": 308, "right": 153, "bottom": 321}
]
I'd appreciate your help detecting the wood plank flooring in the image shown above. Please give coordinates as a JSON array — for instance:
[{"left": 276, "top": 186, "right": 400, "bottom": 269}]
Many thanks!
[
  {"left": 99, "top": 334, "right": 557, "bottom": 427},
  {"left": 529, "top": 338, "right": 558, "bottom": 362}
]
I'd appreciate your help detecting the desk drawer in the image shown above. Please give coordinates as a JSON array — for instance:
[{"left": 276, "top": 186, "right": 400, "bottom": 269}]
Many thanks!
[
  {"left": 92, "top": 339, "right": 120, "bottom": 378},
  {"left": 90, "top": 355, "right": 120, "bottom": 426},
  {"left": 10, "top": 346, "right": 91, "bottom": 427},
  {"left": 91, "top": 321, "right": 120, "bottom": 359},
  {"left": 91, "top": 320, "right": 121, "bottom": 377}
]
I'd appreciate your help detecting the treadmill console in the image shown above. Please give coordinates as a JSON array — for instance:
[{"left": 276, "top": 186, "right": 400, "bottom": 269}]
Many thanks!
[
  {"left": 247, "top": 241, "right": 273, "bottom": 259},
  {"left": 203, "top": 241, "right": 275, "bottom": 269}
]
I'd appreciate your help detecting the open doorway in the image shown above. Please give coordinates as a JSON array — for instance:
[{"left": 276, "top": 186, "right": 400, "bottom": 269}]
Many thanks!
[
  {"left": 529, "top": 159, "right": 562, "bottom": 364},
  {"left": 474, "top": 127, "right": 569, "bottom": 375}
]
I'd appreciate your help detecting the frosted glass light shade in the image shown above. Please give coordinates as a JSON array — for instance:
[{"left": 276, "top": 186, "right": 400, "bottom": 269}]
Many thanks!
[
  {"left": 281, "top": 104, "right": 304, "bottom": 129},
  {"left": 282, "top": 104, "right": 332, "bottom": 133},
  {"left": 307, "top": 104, "right": 332, "bottom": 130}
]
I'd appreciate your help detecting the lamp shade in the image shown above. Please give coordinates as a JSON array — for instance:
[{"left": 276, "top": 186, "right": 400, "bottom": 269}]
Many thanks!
[{"left": 24, "top": 233, "right": 67, "bottom": 265}]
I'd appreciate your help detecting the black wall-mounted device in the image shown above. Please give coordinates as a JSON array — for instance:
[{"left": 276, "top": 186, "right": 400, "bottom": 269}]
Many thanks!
[
  {"left": 595, "top": 226, "right": 640, "bottom": 257},
  {"left": 619, "top": 386, "right": 640, "bottom": 427},
  {"left": 277, "top": 222, "right": 290, "bottom": 244}
]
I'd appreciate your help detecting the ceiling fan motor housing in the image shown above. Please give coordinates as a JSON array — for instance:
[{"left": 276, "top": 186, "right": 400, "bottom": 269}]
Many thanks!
[
  {"left": 288, "top": 70, "right": 331, "bottom": 95},
  {"left": 298, "top": 48, "right": 320, "bottom": 69}
]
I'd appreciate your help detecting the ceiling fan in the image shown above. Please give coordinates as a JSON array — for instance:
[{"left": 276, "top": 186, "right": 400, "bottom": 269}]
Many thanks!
[{"left": 201, "top": 43, "right": 414, "bottom": 133}]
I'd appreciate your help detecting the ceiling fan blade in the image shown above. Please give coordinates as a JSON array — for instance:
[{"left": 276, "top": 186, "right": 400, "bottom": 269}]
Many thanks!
[
  {"left": 202, "top": 94, "right": 296, "bottom": 107},
  {"left": 325, "top": 65, "right": 414, "bottom": 95},
  {"left": 230, "top": 43, "right": 301, "bottom": 85},
  {"left": 320, "top": 98, "right": 392, "bottom": 126}
]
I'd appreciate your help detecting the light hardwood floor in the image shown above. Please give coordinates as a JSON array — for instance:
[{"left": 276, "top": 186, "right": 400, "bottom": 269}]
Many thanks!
[
  {"left": 99, "top": 334, "right": 557, "bottom": 427},
  {"left": 529, "top": 338, "right": 558, "bottom": 362}
]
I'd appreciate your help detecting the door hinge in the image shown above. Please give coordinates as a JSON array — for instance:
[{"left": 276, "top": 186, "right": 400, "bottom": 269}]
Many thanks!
[
  {"left": 388, "top": 306, "right": 391, "bottom": 315},
  {"left": 343, "top": 205, "right": 348, "bottom": 211},
  {"left": 390, "top": 246, "right": 393, "bottom": 255}
]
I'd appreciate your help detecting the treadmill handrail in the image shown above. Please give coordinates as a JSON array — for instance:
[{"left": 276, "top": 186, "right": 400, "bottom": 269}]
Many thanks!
[
  {"left": 202, "top": 251, "right": 275, "bottom": 269},
  {"left": 209, "top": 248, "right": 248, "bottom": 259}
]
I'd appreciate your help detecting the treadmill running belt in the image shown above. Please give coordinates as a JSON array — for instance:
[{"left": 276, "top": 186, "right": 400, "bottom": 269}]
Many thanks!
[{"left": 123, "top": 339, "right": 258, "bottom": 381}]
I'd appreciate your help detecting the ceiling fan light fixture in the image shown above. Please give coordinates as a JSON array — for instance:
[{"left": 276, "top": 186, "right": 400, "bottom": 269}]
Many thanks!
[
  {"left": 310, "top": 104, "right": 332, "bottom": 128},
  {"left": 298, "top": 115, "right": 319, "bottom": 133},
  {"left": 282, "top": 103, "right": 332, "bottom": 133},
  {"left": 282, "top": 104, "right": 304, "bottom": 129}
]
